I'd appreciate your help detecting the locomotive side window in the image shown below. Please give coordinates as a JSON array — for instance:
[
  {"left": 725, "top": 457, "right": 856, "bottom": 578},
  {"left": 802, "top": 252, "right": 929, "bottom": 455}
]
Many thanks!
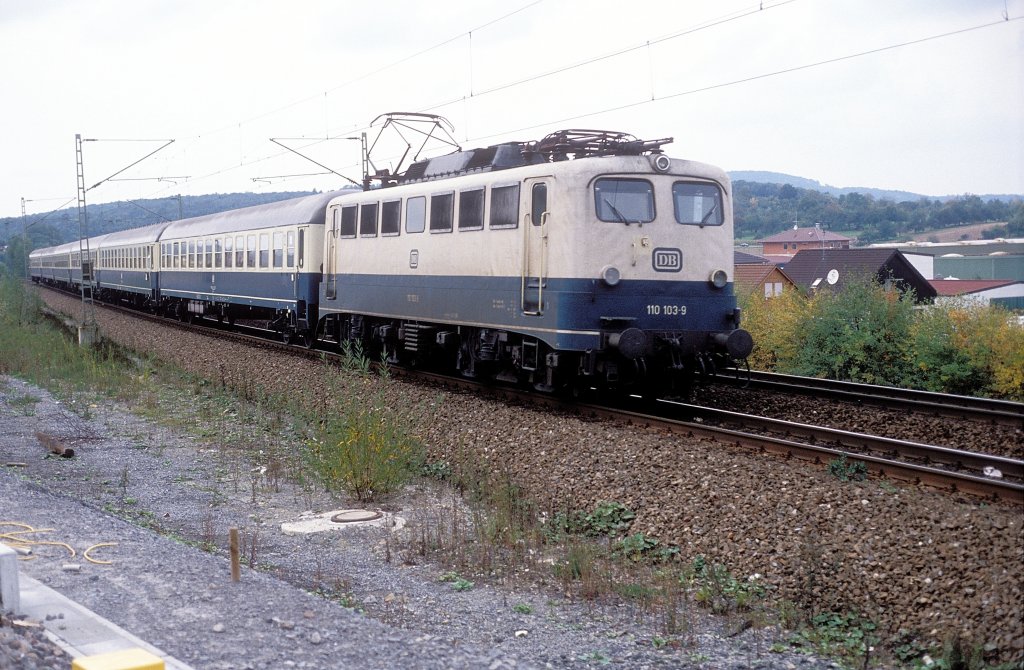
[
  {"left": 340, "top": 205, "right": 357, "bottom": 238},
  {"left": 381, "top": 200, "right": 401, "bottom": 236},
  {"left": 224, "top": 237, "right": 233, "bottom": 268},
  {"left": 673, "top": 182, "right": 723, "bottom": 226},
  {"left": 359, "top": 203, "right": 378, "bottom": 237},
  {"left": 246, "top": 235, "right": 256, "bottom": 268},
  {"left": 594, "top": 179, "right": 654, "bottom": 224},
  {"left": 406, "top": 196, "right": 426, "bottom": 233},
  {"left": 531, "top": 183, "right": 547, "bottom": 226},
  {"left": 273, "top": 232, "right": 284, "bottom": 268},
  {"left": 430, "top": 192, "right": 454, "bottom": 233},
  {"left": 458, "top": 189, "right": 484, "bottom": 231},
  {"left": 489, "top": 184, "right": 520, "bottom": 229}
]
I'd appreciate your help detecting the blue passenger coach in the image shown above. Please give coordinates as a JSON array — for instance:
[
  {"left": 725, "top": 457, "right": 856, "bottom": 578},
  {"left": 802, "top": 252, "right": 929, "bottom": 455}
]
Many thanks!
[{"left": 156, "top": 191, "right": 338, "bottom": 342}]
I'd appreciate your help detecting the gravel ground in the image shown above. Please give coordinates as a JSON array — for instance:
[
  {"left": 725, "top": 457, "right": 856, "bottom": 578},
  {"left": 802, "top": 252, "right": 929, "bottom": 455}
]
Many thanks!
[
  {"left": 1, "top": 379, "right": 823, "bottom": 670},
  {"left": 2, "top": 288, "right": 1021, "bottom": 668}
]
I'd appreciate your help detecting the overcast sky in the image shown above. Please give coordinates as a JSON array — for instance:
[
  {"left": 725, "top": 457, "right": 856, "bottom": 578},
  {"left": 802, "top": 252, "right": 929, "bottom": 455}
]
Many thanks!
[{"left": 2, "top": 0, "right": 1022, "bottom": 221}]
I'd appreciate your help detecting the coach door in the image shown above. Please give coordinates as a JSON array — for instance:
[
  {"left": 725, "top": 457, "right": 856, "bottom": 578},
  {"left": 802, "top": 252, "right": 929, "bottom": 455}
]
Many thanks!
[
  {"left": 294, "top": 226, "right": 307, "bottom": 301},
  {"left": 521, "top": 180, "right": 549, "bottom": 315},
  {"left": 325, "top": 208, "right": 339, "bottom": 299}
]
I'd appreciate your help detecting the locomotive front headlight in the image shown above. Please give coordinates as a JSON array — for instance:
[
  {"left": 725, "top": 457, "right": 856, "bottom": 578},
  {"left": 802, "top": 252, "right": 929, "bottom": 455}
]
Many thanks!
[
  {"left": 600, "top": 265, "right": 621, "bottom": 287},
  {"left": 709, "top": 269, "right": 728, "bottom": 289},
  {"left": 651, "top": 154, "right": 672, "bottom": 173}
]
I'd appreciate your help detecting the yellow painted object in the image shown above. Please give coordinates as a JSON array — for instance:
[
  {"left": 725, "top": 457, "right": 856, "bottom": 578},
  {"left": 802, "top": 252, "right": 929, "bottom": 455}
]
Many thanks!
[{"left": 71, "top": 647, "right": 165, "bottom": 670}]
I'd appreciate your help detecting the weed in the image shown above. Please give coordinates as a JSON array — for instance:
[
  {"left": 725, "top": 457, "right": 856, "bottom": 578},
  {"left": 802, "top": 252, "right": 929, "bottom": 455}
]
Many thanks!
[
  {"left": 785, "top": 610, "right": 879, "bottom": 665},
  {"left": 580, "top": 651, "right": 611, "bottom": 665},
  {"left": 8, "top": 392, "right": 41, "bottom": 415},
  {"left": 421, "top": 459, "right": 452, "bottom": 481},
  {"left": 543, "top": 500, "right": 635, "bottom": 540},
  {"left": 305, "top": 363, "right": 424, "bottom": 502},
  {"left": 614, "top": 532, "right": 661, "bottom": 561},
  {"left": 513, "top": 603, "right": 533, "bottom": 615},
  {"left": 438, "top": 571, "right": 474, "bottom": 591},
  {"left": 827, "top": 453, "right": 869, "bottom": 482},
  {"left": 687, "top": 556, "right": 767, "bottom": 615}
]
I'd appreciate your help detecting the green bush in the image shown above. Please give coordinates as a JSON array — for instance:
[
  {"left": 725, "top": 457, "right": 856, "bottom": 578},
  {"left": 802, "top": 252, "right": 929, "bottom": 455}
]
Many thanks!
[{"left": 304, "top": 366, "right": 424, "bottom": 502}]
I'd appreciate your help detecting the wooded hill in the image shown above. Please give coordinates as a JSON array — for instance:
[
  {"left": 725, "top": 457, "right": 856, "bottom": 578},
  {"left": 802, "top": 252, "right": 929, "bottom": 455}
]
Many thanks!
[{"left": 2, "top": 179, "right": 1022, "bottom": 252}]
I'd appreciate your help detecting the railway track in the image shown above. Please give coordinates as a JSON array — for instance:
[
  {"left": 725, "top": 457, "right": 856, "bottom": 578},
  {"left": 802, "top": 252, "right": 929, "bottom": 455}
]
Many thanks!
[
  {"left": 720, "top": 368, "right": 1024, "bottom": 427},
  {"left": 41, "top": 286, "right": 1024, "bottom": 506}
]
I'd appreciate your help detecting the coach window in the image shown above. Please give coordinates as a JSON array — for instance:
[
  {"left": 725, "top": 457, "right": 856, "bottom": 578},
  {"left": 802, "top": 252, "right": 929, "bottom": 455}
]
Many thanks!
[
  {"left": 206, "top": 239, "right": 214, "bottom": 268},
  {"left": 672, "top": 182, "right": 723, "bottom": 226},
  {"left": 188, "top": 241, "right": 196, "bottom": 268},
  {"left": 215, "top": 238, "right": 223, "bottom": 268},
  {"left": 406, "top": 196, "right": 425, "bottom": 233},
  {"left": 594, "top": 179, "right": 654, "bottom": 224},
  {"left": 273, "top": 232, "right": 284, "bottom": 268},
  {"left": 246, "top": 235, "right": 256, "bottom": 268},
  {"left": 430, "top": 192, "right": 454, "bottom": 233},
  {"left": 489, "top": 184, "right": 520, "bottom": 229},
  {"left": 224, "top": 237, "right": 233, "bottom": 268},
  {"left": 286, "top": 231, "right": 295, "bottom": 267},
  {"left": 340, "top": 205, "right": 357, "bottom": 238},
  {"left": 172, "top": 242, "right": 180, "bottom": 268},
  {"left": 235, "top": 236, "right": 245, "bottom": 267},
  {"left": 259, "top": 233, "right": 270, "bottom": 268},
  {"left": 458, "top": 189, "right": 484, "bottom": 231},
  {"left": 381, "top": 200, "right": 401, "bottom": 236}
]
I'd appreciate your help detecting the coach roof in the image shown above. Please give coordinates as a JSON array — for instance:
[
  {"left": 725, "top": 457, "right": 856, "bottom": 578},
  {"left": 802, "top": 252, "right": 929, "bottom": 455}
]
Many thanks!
[
  {"left": 102, "top": 221, "right": 175, "bottom": 247},
  {"left": 159, "top": 191, "right": 340, "bottom": 240}
]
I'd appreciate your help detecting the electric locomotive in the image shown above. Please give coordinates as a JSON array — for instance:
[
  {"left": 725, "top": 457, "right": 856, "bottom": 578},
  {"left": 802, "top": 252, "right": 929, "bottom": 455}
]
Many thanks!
[{"left": 315, "top": 129, "right": 751, "bottom": 396}]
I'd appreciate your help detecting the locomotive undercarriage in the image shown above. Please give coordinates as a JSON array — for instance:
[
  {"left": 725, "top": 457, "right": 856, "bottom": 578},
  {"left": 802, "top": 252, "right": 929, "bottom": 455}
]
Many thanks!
[{"left": 317, "top": 313, "right": 741, "bottom": 399}]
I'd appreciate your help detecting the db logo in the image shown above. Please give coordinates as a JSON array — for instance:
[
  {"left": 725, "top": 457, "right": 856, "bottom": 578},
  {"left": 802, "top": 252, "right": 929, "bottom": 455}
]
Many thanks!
[{"left": 652, "top": 248, "right": 682, "bottom": 272}]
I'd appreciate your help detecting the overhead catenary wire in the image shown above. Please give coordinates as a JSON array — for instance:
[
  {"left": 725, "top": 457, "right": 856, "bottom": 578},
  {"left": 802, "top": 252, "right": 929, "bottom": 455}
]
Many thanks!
[{"left": 89, "top": 6, "right": 1023, "bottom": 210}]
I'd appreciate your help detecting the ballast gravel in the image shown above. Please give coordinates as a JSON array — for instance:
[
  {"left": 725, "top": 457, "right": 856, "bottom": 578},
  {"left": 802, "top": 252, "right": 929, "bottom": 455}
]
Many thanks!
[{"left": 1, "top": 288, "right": 1020, "bottom": 668}]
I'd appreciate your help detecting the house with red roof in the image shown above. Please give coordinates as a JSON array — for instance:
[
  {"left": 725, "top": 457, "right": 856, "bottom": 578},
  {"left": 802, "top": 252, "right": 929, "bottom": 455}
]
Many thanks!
[
  {"left": 758, "top": 225, "right": 852, "bottom": 257},
  {"left": 733, "top": 250, "right": 797, "bottom": 299}
]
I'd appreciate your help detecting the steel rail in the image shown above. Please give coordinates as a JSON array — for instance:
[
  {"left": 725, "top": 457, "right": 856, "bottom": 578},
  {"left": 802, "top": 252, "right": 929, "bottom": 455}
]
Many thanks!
[
  {"left": 720, "top": 369, "right": 1024, "bottom": 427},
  {"left": 656, "top": 400, "right": 1024, "bottom": 482}
]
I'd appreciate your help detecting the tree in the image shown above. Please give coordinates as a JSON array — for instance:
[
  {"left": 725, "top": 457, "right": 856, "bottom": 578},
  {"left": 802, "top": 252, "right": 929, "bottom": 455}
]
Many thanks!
[{"left": 784, "top": 277, "right": 916, "bottom": 385}]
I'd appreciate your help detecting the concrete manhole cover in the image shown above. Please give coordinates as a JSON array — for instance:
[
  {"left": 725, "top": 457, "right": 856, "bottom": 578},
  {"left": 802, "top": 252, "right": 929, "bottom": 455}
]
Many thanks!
[
  {"left": 281, "top": 509, "right": 405, "bottom": 536},
  {"left": 331, "top": 510, "right": 383, "bottom": 523}
]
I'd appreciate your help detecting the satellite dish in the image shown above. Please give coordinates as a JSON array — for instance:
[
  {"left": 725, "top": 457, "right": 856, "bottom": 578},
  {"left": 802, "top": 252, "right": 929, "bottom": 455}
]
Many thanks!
[{"left": 826, "top": 269, "right": 839, "bottom": 285}]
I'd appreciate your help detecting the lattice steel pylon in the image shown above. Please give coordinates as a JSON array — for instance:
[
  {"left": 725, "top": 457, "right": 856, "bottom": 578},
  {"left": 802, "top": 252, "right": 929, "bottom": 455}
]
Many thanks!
[{"left": 75, "top": 134, "right": 98, "bottom": 342}]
